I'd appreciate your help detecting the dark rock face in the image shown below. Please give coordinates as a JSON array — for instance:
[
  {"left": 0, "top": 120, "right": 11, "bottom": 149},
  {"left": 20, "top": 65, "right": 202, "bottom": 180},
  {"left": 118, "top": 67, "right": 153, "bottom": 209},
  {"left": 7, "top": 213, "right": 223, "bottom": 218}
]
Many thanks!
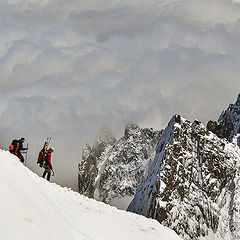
[
  {"left": 128, "top": 115, "right": 240, "bottom": 240},
  {"left": 206, "top": 120, "right": 218, "bottom": 133},
  {"left": 78, "top": 124, "right": 162, "bottom": 206}
]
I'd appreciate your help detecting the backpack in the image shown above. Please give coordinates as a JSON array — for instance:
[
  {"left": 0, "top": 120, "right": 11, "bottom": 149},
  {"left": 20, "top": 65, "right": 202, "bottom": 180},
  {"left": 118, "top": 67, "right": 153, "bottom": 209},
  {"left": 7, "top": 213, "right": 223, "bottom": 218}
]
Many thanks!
[
  {"left": 43, "top": 152, "right": 51, "bottom": 167},
  {"left": 37, "top": 142, "right": 49, "bottom": 167},
  {"left": 9, "top": 139, "right": 19, "bottom": 153},
  {"left": 37, "top": 150, "right": 45, "bottom": 166}
]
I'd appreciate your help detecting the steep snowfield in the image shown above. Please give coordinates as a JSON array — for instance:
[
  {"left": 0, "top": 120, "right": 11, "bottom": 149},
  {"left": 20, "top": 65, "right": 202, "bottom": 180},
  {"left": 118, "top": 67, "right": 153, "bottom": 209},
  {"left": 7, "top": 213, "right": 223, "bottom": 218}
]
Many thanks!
[{"left": 0, "top": 150, "right": 181, "bottom": 240}]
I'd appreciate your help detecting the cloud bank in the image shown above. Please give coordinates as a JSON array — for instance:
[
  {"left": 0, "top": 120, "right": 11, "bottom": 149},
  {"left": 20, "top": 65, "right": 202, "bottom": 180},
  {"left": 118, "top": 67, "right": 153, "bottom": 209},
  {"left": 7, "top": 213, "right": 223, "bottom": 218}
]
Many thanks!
[{"left": 0, "top": 0, "right": 239, "bottom": 189}]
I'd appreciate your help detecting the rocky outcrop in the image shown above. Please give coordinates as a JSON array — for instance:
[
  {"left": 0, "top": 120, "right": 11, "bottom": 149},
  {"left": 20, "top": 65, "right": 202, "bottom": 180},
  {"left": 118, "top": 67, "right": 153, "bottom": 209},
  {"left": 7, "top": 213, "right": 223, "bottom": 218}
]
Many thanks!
[
  {"left": 128, "top": 114, "right": 240, "bottom": 240},
  {"left": 78, "top": 124, "right": 162, "bottom": 207}
]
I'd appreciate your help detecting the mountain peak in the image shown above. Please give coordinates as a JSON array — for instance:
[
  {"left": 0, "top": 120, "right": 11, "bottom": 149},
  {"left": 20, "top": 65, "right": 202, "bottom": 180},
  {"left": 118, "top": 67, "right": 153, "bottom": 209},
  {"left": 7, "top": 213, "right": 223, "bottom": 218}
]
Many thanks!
[
  {"left": 79, "top": 123, "right": 162, "bottom": 208},
  {"left": 124, "top": 123, "right": 141, "bottom": 138},
  {"left": 236, "top": 93, "right": 240, "bottom": 106},
  {"left": 128, "top": 116, "right": 240, "bottom": 239},
  {"left": 206, "top": 94, "right": 240, "bottom": 144}
]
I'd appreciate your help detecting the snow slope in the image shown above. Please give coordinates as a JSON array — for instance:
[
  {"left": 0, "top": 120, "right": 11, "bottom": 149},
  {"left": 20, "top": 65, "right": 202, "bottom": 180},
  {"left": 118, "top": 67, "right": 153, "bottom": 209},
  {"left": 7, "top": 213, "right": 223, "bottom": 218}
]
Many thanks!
[{"left": 0, "top": 150, "right": 181, "bottom": 240}]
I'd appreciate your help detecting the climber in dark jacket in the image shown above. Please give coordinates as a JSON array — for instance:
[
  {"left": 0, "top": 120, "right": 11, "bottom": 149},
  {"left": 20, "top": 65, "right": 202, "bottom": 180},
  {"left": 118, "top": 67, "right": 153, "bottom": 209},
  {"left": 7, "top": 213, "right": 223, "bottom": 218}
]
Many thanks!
[
  {"left": 42, "top": 147, "right": 54, "bottom": 181},
  {"left": 16, "top": 138, "right": 28, "bottom": 163}
]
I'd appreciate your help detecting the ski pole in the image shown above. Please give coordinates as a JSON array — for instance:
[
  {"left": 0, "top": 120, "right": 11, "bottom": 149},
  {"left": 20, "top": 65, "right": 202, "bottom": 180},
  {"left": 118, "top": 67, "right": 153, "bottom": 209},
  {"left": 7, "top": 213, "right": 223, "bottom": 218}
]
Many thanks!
[
  {"left": 47, "top": 137, "right": 52, "bottom": 146},
  {"left": 25, "top": 143, "right": 29, "bottom": 167}
]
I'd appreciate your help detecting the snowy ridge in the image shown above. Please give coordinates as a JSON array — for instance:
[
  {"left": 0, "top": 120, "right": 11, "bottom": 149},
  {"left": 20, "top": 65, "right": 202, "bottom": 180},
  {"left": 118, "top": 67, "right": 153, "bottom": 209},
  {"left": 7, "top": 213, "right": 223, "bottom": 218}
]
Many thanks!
[
  {"left": 128, "top": 114, "right": 240, "bottom": 240},
  {"left": 78, "top": 124, "right": 162, "bottom": 209},
  {"left": 0, "top": 150, "right": 181, "bottom": 240}
]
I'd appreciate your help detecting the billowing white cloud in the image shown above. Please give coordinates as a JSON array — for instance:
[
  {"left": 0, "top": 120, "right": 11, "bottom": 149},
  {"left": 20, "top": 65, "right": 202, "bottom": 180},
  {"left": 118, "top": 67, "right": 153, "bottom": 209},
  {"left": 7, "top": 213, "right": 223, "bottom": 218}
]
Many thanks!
[{"left": 0, "top": 0, "right": 239, "bottom": 189}]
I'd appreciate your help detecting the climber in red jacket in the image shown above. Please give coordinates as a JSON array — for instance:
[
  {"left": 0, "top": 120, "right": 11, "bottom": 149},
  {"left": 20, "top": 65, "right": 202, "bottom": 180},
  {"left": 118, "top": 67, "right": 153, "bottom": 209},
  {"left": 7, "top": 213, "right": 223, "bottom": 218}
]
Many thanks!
[{"left": 42, "top": 147, "right": 54, "bottom": 181}]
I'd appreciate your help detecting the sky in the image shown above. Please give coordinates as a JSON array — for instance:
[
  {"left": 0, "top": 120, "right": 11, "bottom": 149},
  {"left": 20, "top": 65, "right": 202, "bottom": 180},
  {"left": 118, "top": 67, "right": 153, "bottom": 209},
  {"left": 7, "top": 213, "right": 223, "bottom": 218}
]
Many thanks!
[
  {"left": 0, "top": 149, "right": 182, "bottom": 240},
  {"left": 0, "top": 0, "right": 239, "bottom": 190}
]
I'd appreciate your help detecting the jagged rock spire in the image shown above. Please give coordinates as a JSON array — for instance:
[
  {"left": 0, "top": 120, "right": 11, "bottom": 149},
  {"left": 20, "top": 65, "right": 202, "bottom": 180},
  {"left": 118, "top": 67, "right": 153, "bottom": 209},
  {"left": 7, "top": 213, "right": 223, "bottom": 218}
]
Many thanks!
[
  {"left": 236, "top": 93, "right": 240, "bottom": 106},
  {"left": 207, "top": 94, "right": 240, "bottom": 145}
]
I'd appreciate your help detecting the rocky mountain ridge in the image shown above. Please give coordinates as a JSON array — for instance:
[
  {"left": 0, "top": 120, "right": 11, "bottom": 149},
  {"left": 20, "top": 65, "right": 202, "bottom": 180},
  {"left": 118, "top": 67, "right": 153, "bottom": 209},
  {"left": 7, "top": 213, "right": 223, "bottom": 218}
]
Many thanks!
[
  {"left": 127, "top": 94, "right": 240, "bottom": 239},
  {"left": 78, "top": 94, "right": 240, "bottom": 239},
  {"left": 78, "top": 124, "right": 162, "bottom": 209},
  {"left": 128, "top": 114, "right": 240, "bottom": 239}
]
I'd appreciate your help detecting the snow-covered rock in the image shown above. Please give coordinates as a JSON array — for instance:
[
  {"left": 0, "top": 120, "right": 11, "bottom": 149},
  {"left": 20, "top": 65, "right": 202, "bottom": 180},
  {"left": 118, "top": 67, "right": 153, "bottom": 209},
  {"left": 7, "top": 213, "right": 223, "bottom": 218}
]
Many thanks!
[
  {"left": 78, "top": 124, "right": 162, "bottom": 209},
  {"left": 78, "top": 127, "right": 117, "bottom": 198},
  {"left": 128, "top": 114, "right": 240, "bottom": 240},
  {"left": 0, "top": 149, "right": 182, "bottom": 240}
]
